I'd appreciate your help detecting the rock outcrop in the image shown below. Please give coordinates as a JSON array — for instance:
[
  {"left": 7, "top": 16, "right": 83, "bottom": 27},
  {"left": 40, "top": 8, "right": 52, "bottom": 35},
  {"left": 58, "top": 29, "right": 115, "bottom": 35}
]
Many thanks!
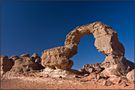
[
  {"left": 101, "top": 56, "right": 135, "bottom": 77},
  {"left": 41, "top": 46, "right": 73, "bottom": 69},
  {"left": 79, "top": 63, "right": 104, "bottom": 74},
  {"left": 41, "top": 21, "right": 134, "bottom": 77},
  {"left": 40, "top": 67, "right": 80, "bottom": 78},
  {"left": 126, "top": 69, "right": 135, "bottom": 82},
  {"left": 11, "top": 55, "right": 44, "bottom": 73},
  {"left": 0, "top": 56, "right": 14, "bottom": 75},
  {"left": 0, "top": 53, "right": 44, "bottom": 75}
]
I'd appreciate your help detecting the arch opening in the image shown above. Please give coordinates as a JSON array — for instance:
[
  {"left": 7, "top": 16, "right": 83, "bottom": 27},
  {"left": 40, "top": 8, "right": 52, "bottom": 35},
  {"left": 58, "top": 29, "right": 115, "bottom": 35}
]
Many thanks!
[{"left": 72, "top": 35, "right": 105, "bottom": 70}]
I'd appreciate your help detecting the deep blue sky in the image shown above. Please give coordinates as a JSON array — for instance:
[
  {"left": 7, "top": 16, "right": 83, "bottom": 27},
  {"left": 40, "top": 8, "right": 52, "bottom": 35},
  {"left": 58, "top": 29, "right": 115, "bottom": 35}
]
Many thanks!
[{"left": 1, "top": 0, "right": 134, "bottom": 69}]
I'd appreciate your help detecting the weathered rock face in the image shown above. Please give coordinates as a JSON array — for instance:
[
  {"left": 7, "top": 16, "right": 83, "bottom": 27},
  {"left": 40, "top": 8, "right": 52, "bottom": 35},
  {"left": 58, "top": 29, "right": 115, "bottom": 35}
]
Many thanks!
[
  {"left": 41, "top": 46, "right": 73, "bottom": 69},
  {"left": 31, "top": 53, "right": 39, "bottom": 59},
  {"left": 92, "top": 22, "right": 125, "bottom": 56},
  {"left": 10, "top": 54, "right": 44, "bottom": 73},
  {"left": 101, "top": 55, "right": 135, "bottom": 77},
  {"left": 9, "top": 56, "right": 19, "bottom": 61},
  {"left": 40, "top": 67, "right": 80, "bottom": 78},
  {"left": 80, "top": 63, "right": 104, "bottom": 74},
  {"left": 31, "top": 53, "right": 41, "bottom": 63},
  {"left": 11, "top": 57, "right": 42, "bottom": 73},
  {"left": 126, "top": 69, "right": 135, "bottom": 82},
  {"left": 0, "top": 54, "right": 45, "bottom": 75},
  {"left": 0, "top": 56, "right": 14, "bottom": 75},
  {"left": 20, "top": 54, "right": 30, "bottom": 57}
]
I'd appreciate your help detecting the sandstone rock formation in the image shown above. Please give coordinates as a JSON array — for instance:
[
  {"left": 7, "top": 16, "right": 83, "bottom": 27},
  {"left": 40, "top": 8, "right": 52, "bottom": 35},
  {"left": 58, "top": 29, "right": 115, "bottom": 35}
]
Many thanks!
[
  {"left": 11, "top": 55, "right": 44, "bottom": 73},
  {"left": 31, "top": 53, "right": 41, "bottom": 63},
  {"left": 0, "top": 56, "right": 14, "bottom": 75},
  {"left": 9, "top": 56, "right": 19, "bottom": 61},
  {"left": 0, "top": 54, "right": 44, "bottom": 75},
  {"left": 126, "top": 69, "right": 135, "bottom": 82},
  {"left": 20, "top": 54, "right": 30, "bottom": 57},
  {"left": 40, "top": 67, "right": 80, "bottom": 78},
  {"left": 101, "top": 56, "right": 135, "bottom": 77},
  {"left": 79, "top": 63, "right": 104, "bottom": 74},
  {"left": 41, "top": 21, "right": 134, "bottom": 77},
  {"left": 41, "top": 46, "right": 73, "bottom": 69}
]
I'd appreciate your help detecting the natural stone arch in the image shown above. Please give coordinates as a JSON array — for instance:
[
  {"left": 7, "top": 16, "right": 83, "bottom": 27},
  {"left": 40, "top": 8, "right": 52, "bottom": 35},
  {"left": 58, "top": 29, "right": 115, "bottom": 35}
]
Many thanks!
[
  {"left": 41, "top": 21, "right": 133, "bottom": 76},
  {"left": 64, "top": 21, "right": 125, "bottom": 57}
]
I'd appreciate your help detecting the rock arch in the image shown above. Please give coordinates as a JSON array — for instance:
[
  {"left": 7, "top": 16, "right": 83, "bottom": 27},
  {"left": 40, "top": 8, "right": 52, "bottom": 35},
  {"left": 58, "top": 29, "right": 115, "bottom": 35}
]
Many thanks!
[
  {"left": 41, "top": 21, "right": 134, "bottom": 76},
  {"left": 64, "top": 21, "right": 125, "bottom": 57}
]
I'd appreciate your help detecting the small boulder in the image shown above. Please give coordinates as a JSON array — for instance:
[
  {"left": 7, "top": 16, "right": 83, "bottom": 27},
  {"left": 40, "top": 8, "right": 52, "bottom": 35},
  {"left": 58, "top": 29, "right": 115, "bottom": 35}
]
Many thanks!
[
  {"left": 119, "top": 81, "right": 128, "bottom": 87},
  {"left": 31, "top": 53, "right": 41, "bottom": 63},
  {"left": 80, "top": 73, "right": 97, "bottom": 82},
  {"left": 126, "top": 69, "right": 135, "bottom": 82},
  {"left": 103, "top": 80, "right": 113, "bottom": 86},
  {"left": 80, "top": 63, "right": 104, "bottom": 74},
  {"left": 20, "top": 54, "right": 30, "bottom": 57},
  {"left": 108, "top": 76, "right": 121, "bottom": 84},
  {"left": 9, "top": 55, "right": 19, "bottom": 61},
  {"left": 31, "top": 53, "right": 39, "bottom": 59}
]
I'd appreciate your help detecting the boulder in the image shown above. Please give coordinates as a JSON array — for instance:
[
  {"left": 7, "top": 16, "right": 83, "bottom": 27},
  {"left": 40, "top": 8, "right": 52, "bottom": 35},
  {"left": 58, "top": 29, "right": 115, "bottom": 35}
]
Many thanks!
[
  {"left": 31, "top": 53, "right": 39, "bottom": 59},
  {"left": 11, "top": 56, "right": 44, "bottom": 73},
  {"left": 103, "top": 80, "right": 113, "bottom": 86},
  {"left": 20, "top": 54, "right": 30, "bottom": 57},
  {"left": 108, "top": 76, "right": 121, "bottom": 84},
  {"left": 41, "top": 46, "right": 73, "bottom": 69},
  {"left": 9, "top": 56, "right": 19, "bottom": 61},
  {"left": 31, "top": 53, "right": 41, "bottom": 63},
  {"left": 80, "top": 63, "right": 104, "bottom": 74},
  {"left": 40, "top": 67, "right": 79, "bottom": 78},
  {"left": 101, "top": 55, "right": 135, "bottom": 77},
  {"left": 126, "top": 69, "right": 135, "bottom": 82},
  {"left": 80, "top": 73, "right": 97, "bottom": 82},
  {"left": 0, "top": 56, "right": 14, "bottom": 75}
]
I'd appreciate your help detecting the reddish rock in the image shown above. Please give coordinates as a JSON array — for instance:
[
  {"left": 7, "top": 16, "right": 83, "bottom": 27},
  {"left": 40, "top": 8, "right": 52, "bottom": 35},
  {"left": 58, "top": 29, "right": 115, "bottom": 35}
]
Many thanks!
[
  {"left": 126, "top": 69, "right": 135, "bottom": 82},
  {"left": 31, "top": 21, "right": 134, "bottom": 77},
  {"left": 103, "top": 80, "right": 113, "bottom": 86},
  {"left": 11, "top": 56, "right": 44, "bottom": 73},
  {"left": 80, "top": 63, "right": 104, "bottom": 74},
  {"left": 20, "top": 54, "right": 30, "bottom": 57},
  {"left": 9, "top": 56, "right": 19, "bottom": 61},
  {"left": 0, "top": 56, "right": 14, "bottom": 75},
  {"left": 41, "top": 46, "right": 73, "bottom": 69}
]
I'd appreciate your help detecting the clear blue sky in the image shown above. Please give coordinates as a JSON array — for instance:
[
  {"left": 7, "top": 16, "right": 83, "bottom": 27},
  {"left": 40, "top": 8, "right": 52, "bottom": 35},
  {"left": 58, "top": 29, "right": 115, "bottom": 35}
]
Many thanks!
[{"left": 1, "top": 0, "right": 134, "bottom": 69}]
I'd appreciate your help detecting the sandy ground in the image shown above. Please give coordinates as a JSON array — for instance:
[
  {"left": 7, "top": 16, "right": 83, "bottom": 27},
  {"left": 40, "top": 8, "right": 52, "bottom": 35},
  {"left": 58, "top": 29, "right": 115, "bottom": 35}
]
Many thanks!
[{"left": 1, "top": 77, "right": 135, "bottom": 89}]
